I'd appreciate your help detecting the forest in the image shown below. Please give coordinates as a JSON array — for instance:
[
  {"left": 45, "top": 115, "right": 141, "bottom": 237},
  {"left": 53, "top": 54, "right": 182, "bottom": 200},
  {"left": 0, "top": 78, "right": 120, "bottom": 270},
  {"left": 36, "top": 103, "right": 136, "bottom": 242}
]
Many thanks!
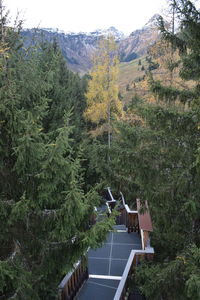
[{"left": 1, "top": 0, "right": 200, "bottom": 299}]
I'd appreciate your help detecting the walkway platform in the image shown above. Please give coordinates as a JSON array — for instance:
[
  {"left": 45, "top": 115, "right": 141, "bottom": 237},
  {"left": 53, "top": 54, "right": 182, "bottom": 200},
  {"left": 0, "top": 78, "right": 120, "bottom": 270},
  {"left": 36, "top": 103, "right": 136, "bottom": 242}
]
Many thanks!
[
  {"left": 58, "top": 190, "right": 154, "bottom": 300},
  {"left": 76, "top": 225, "right": 142, "bottom": 300}
]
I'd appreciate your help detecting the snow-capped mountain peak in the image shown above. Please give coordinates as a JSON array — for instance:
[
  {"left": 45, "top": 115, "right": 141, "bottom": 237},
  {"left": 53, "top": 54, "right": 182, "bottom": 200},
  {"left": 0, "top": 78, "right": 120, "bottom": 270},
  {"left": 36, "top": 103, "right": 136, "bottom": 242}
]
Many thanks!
[{"left": 89, "top": 27, "right": 125, "bottom": 40}]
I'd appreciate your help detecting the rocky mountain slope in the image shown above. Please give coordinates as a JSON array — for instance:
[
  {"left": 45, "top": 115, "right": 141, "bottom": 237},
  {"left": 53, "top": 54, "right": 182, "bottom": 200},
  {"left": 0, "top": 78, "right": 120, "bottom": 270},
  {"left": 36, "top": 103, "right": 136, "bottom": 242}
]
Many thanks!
[
  {"left": 22, "top": 15, "right": 160, "bottom": 74},
  {"left": 119, "top": 15, "right": 160, "bottom": 61}
]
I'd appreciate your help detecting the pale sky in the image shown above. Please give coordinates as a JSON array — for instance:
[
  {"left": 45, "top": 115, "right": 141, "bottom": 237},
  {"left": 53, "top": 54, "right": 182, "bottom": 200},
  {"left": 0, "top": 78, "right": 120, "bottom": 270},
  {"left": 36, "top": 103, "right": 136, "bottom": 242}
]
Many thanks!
[{"left": 6, "top": 0, "right": 168, "bottom": 35}]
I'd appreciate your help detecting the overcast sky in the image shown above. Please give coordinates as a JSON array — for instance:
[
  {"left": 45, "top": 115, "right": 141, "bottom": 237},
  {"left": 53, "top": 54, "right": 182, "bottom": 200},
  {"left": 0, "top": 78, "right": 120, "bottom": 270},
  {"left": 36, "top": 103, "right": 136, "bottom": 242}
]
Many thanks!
[{"left": 6, "top": 0, "right": 168, "bottom": 35}]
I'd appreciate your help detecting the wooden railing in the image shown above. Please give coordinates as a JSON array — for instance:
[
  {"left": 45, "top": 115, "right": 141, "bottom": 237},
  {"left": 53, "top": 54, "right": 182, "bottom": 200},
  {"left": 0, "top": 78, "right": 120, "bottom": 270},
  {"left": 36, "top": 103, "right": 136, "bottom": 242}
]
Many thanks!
[
  {"left": 113, "top": 248, "right": 154, "bottom": 300},
  {"left": 58, "top": 256, "right": 88, "bottom": 300},
  {"left": 119, "top": 192, "right": 138, "bottom": 233},
  {"left": 108, "top": 189, "right": 154, "bottom": 299},
  {"left": 107, "top": 187, "right": 117, "bottom": 211},
  {"left": 107, "top": 188, "right": 139, "bottom": 231},
  {"left": 58, "top": 189, "right": 117, "bottom": 299},
  {"left": 58, "top": 188, "right": 154, "bottom": 300}
]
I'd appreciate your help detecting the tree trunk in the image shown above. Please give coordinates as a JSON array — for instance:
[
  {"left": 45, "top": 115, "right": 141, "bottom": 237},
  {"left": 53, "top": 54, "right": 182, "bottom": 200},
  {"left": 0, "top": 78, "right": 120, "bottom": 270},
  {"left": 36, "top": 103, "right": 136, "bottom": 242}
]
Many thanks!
[
  {"left": 0, "top": 0, "right": 4, "bottom": 42},
  {"left": 108, "top": 104, "right": 111, "bottom": 149}
]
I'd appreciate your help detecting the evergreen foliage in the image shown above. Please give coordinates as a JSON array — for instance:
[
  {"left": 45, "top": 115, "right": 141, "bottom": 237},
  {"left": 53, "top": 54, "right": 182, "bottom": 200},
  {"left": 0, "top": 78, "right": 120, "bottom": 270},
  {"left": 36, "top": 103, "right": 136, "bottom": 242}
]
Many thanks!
[
  {"left": 136, "top": 244, "right": 200, "bottom": 300},
  {"left": 0, "top": 8, "right": 114, "bottom": 299},
  {"left": 2, "top": 1, "right": 200, "bottom": 299},
  {"left": 101, "top": 1, "right": 200, "bottom": 298}
]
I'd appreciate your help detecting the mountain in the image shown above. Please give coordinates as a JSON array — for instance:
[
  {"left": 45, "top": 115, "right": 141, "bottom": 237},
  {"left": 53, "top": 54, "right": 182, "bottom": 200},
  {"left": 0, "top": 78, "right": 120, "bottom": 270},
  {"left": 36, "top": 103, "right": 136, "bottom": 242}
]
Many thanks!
[
  {"left": 21, "top": 16, "right": 160, "bottom": 74},
  {"left": 119, "top": 14, "right": 160, "bottom": 62}
]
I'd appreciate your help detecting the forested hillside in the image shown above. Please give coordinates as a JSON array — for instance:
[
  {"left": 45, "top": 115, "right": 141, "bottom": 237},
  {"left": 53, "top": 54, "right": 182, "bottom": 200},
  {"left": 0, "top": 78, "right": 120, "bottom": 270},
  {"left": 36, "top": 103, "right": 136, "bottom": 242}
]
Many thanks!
[{"left": 1, "top": 0, "right": 200, "bottom": 299}]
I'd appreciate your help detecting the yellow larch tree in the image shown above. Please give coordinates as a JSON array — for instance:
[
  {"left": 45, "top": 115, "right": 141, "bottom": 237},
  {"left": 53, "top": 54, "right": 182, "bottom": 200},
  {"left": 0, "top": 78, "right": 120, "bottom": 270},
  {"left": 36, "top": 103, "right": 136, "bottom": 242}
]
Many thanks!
[{"left": 84, "top": 35, "right": 123, "bottom": 148}]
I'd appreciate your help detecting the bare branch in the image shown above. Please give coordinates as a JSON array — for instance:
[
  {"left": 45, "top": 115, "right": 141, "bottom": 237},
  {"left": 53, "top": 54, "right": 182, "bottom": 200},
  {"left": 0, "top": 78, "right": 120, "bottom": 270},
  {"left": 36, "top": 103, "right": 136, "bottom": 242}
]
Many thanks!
[{"left": 42, "top": 209, "right": 58, "bottom": 217}]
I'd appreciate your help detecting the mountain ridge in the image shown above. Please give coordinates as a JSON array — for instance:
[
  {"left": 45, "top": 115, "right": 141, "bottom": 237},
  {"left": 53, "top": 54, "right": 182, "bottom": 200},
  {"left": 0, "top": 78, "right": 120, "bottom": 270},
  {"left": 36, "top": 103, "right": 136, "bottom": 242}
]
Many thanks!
[{"left": 22, "top": 15, "right": 160, "bottom": 74}]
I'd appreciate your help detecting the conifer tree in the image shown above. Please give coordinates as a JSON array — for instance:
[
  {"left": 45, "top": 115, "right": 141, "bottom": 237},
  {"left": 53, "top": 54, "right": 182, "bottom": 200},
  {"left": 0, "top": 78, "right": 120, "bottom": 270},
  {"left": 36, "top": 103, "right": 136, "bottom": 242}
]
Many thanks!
[
  {"left": 84, "top": 35, "right": 123, "bottom": 148},
  {"left": 40, "top": 40, "right": 87, "bottom": 141},
  {"left": 105, "top": 1, "right": 200, "bottom": 298},
  {"left": 0, "top": 10, "right": 114, "bottom": 299}
]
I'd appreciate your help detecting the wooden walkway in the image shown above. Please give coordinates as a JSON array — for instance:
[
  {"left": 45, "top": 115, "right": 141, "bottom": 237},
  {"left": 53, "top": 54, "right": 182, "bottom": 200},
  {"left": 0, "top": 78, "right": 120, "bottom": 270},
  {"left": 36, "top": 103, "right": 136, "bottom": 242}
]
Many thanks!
[
  {"left": 58, "top": 189, "right": 154, "bottom": 300},
  {"left": 76, "top": 225, "right": 141, "bottom": 299}
]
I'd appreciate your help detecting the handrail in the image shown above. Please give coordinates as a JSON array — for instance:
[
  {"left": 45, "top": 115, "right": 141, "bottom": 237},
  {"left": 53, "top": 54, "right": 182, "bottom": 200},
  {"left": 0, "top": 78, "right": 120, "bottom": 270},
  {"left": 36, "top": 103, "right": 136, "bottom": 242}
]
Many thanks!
[
  {"left": 114, "top": 248, "right": 154, "bottom": 300},
  {"left": 118, "top": 191, "right": 138, "bottom": 233},
  {"left": 141, "top": 229, "right": 145, "bottom": 250},
  {"left": 106, "top": 201, "right": 112, "bottom": 214},
  {"left": 119, "top": 191, "right": 126, "bottom": 207},
  {"left": 120, "top": 192, "right": 137, "bottom": 213},
  {"left": 59, "top": 261, "right": 80, "bottom": 290},
  {"left": 107, "top": 187, "right": 116, "bottom": 202},
  {"left": 58, "top": 256, "right": 88, "bottom": 300},
  {"left": 124, "top": 204, "right": 137, "bottom": 214},
  {"left": 59, "top": 189, "right": 154, "bottom": 300}
]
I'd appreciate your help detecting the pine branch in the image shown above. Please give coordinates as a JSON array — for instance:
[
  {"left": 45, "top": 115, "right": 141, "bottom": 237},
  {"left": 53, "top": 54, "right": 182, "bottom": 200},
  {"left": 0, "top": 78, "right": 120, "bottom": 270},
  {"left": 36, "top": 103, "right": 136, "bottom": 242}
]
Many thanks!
[
  {"left": 4, "top": 240, "right": 20, "bottom": 262},
  {"left": 8, "top": 290, "right": 19, "bottom": 299},
  {"left": 2, "top": 199, "right": 15, "bottom": 206},
  {"left": 41, "top": 209, "right": 58, "bottom": 217}
]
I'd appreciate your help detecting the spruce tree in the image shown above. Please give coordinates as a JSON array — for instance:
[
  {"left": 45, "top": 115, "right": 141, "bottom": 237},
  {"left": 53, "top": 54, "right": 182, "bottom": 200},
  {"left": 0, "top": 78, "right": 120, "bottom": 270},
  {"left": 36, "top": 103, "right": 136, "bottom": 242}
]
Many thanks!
[
  {"left": 106, "top": 1, "right": 200, "bottom": 298},
  {"left": 39, "top": 40, "right": 87, "bottom": 141},
  {"left": 0, "top": 10, "right": 114, "bottom": 300}
]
